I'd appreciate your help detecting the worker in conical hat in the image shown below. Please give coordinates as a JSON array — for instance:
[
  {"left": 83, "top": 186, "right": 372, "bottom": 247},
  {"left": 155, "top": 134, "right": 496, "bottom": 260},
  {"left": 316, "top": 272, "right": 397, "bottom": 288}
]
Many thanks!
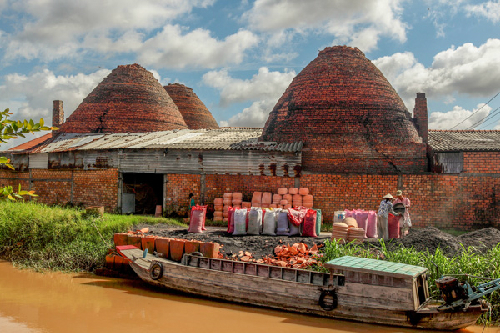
[
  {"left": 394, "top": 190, "right": 411, "bottom": 237},
  {"left": 377, "top": 193, "right": 398, "bottom": 240}
]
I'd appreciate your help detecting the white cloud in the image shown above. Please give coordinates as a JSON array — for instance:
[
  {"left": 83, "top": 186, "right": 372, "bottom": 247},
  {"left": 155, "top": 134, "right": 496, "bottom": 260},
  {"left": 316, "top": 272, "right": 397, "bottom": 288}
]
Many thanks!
[
  {"left": 0, "top": 68, "right": 111, "bottom": 125},
  {"left": 466, "top": 1, "right": 500, "bottom": 23},
  {"left": 373, "top": 39, "right": 500, "bottom": 109},
  {"left": 203, "top": 67, "right": 295, "bottom": 106},
  {"left": 429, "top": 103, "right": 492, "bottom": 129},
  {"left": 4, "top": 0, "right": 215, "bottom": 61},
  {"left": 138, "top": 25, "right": 259, "bottom": 69},
  {"left": 243, "top": 0, "right": 407, "bottom": 52},
  {"left": 221, "top": 99, "right": 276, "bottom": 128}
]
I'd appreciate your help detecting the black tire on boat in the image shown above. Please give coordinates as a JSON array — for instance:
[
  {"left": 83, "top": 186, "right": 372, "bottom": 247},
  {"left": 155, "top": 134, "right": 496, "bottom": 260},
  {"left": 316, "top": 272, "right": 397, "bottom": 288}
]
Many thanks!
[
  {"left": 319, "top": 289, "right": 338, "bottom": 311},
  {"left": 150, "top": 262, "right": 163, "bottom": 280}
]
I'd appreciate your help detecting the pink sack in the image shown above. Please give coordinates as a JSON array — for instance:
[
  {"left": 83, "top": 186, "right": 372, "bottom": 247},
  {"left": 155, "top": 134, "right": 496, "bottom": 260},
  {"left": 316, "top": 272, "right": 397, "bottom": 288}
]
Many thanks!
[
  {"left": 354, "top": 211, "right": 369, "bottom": 238},
  {"left": 188, "top": 206, "right": 206, "bottom": 233},
  {"left": 287, "top": 207, "right": 308, "bottom": 226},
  {"left": 302, "top": 209, "right": 318, "bottom": 237},
  {"left": 366, "top": 211, "right": 378, "bottom": 238},
  {"left": 344, "top": 209, "right": 353, "bottom": 218}
]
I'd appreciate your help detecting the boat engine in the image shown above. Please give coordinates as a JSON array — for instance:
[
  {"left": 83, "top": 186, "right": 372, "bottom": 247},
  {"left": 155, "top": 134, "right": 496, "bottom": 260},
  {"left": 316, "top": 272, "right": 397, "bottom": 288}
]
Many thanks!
[
  {"left": 435, "top": 276, "right": 466, "bottom": 304},
  {"left": 436, "top": 275, "right": 500, "bottom": 311}
]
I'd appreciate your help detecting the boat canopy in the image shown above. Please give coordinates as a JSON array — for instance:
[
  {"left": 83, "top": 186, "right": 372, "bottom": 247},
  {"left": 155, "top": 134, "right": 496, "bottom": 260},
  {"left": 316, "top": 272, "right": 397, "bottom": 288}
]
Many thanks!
[{"left": 325, "top": 256, "right": 428, "bottom": 279}]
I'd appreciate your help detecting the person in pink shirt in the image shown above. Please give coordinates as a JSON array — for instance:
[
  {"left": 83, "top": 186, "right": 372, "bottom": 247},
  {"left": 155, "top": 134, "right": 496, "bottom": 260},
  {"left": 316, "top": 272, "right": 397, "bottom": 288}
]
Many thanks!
[{"left": 393, "top": 190, "right": 411, "bottom": 236}]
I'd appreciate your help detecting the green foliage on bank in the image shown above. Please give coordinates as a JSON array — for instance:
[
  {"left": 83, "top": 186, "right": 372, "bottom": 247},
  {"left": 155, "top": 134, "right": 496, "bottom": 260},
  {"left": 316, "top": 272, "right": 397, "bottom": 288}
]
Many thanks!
[
  {"left": 318, "top": 239, "right": 500, "bottom": 325},
  {"left": 0, "top": 201, "right": 183, "bottom": 271}
]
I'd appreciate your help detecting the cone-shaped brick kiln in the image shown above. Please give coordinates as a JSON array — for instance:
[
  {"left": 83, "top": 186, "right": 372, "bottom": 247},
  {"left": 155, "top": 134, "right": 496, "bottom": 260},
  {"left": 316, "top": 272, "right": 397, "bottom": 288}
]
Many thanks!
[
  {"left": 164, "top": 83, "right": 219, "bottom": 129},
  {"left": 59, "top": 64, "right": 188, "bottom": 133},
  {"left": 261, "top": 46, "right": 427, "bottom": 174}
]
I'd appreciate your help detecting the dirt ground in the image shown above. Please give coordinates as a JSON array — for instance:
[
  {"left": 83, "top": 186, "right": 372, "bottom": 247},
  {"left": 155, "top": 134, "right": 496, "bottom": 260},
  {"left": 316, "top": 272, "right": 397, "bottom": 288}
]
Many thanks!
[{"left": 135, "top": 223, "right": 500, "bottom": 259}]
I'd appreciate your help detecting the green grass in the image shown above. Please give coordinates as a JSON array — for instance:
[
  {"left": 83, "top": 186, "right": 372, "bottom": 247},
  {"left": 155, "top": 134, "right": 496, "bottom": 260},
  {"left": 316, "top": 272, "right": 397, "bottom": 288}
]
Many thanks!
[
  {"left": 317, "top": 239, "right": 500, "bottom": 325},
  {"left": 0, "top": 201, "right": 183, "bottom": 272}
]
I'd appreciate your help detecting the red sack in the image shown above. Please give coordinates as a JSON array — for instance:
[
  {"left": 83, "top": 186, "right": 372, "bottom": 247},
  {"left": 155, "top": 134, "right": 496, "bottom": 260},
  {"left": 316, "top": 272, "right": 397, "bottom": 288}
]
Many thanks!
[
  {"left": 227, "top": 207, "right": 235, "bottom": 233},
  {"left": 188, "top": 206, "right": 206, "bottom": 233},
  {"left": 302, "top": 209, "right": 318, "bottom": 237},
  {"left": 388, "top": 213, "right": 400, "bottom": 239},
  {"left": 287, "top": 207, "right": 308, "bottom": 226}
]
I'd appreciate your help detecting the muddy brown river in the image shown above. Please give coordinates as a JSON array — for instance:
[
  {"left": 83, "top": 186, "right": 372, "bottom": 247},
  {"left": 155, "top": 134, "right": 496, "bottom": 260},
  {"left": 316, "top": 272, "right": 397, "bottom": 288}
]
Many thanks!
[{"left": 0, "top": 261, "right": 498, "bottom": 333}]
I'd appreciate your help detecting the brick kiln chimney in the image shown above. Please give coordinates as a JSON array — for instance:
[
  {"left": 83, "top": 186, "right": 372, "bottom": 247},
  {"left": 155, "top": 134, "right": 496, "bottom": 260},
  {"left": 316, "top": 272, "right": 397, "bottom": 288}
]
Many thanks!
[
  {"left": 52, "top": 100, "right": 64, "bottom": 133},
  {"left": 413, "top": 93, "right": 428, "bottom": 144}
]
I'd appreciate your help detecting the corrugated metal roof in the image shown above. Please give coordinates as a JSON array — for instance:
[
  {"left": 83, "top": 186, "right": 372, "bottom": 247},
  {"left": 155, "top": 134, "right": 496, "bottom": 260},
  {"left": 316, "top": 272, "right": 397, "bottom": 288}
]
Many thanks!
[
  {"left": 27, "top": 128, "right": 303, "bottom": 153},
  {"left": 429, "top": 130, "right": 500, "bottom": 152}
]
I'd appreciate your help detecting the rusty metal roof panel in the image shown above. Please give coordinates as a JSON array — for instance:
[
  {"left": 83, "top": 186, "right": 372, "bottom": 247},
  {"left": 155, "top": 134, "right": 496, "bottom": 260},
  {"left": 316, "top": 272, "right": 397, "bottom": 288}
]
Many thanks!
[
  {"left": 21, "top": 128, "right": 304, "bottom": 153},
  {"left": 429, "top": 130, "right": 500, "bottom": 152}
]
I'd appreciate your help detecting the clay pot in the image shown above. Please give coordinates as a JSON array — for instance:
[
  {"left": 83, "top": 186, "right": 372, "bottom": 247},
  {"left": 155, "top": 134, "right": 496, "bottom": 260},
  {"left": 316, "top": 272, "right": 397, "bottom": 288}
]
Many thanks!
[
  {"left": 113, "top": 233, "right": 129, "bottom": 247},
  {"left": 169, "top": 239, "right": 186, "bottom": 262},
  {"left": 155, "top": 238, "right": 170, "bottom": 258}
]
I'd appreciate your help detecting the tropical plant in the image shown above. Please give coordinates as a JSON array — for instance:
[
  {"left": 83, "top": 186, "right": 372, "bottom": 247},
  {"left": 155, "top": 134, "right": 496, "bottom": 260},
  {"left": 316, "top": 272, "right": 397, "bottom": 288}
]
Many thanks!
[{"left": 0, "top": 108, "right": 56, "bottom": 200}]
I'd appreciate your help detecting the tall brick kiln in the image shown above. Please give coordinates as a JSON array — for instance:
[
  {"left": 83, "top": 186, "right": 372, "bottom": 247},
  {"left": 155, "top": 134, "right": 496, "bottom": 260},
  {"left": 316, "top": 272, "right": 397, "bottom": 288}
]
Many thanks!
[
  {"left": 58, "top": 63, "right": 188, "bottom": 133},
  {"left": 164, "top": 83, "right": 219, "bottom": 129},
  {"left": 261, "top": 46, "right": 428, "bottom": 174}
]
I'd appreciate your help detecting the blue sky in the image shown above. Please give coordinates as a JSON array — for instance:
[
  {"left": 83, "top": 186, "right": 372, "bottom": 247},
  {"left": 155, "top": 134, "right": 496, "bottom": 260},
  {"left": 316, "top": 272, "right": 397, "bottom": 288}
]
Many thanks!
[{"left": 1, "top": 0, "right": 500, "bottom": 150}]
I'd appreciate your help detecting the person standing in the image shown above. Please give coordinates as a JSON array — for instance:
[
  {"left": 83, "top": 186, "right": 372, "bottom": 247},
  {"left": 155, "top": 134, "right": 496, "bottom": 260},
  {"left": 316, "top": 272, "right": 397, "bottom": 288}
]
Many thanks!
[
  {"left": 188, "top": 193, "right": 195, "bottom": 218},
  {"left": 377, "top": 193, "right": 398, "bottom": 240},
  {"left": 393, "top": 190, "right": 411, "bottom": 237}
]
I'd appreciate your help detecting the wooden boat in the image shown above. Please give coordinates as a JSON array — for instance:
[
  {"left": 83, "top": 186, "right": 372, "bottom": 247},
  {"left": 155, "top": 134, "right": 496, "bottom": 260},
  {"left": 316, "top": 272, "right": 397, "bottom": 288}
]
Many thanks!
[{"left": 117, "top": 246, "right": 487, "bottom": 330}]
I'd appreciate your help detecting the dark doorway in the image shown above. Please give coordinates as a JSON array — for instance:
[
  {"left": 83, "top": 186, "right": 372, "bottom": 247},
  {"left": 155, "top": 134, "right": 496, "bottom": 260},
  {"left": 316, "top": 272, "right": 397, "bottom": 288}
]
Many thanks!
[{"left": 122, "top": 173, "right": 163, "bottom": 214}]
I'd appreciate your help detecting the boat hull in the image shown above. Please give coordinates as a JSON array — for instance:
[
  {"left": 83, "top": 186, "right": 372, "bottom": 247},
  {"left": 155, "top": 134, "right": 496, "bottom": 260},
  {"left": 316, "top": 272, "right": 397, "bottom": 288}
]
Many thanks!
[{"left": 122, "top": 250, "right": 484, "bottom": 331}]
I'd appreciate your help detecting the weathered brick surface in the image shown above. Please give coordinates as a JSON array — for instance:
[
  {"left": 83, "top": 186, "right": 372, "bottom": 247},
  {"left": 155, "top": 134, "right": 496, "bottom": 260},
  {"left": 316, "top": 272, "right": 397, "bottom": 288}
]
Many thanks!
[
  {"left": 164, "top": 83, "right": 219, "bottom": 129},
  {"left": 463, "top": 152, "right": 500, "bottom": 173},
  {"left": 164, "top": 174, "right": 202, "bottom": 215},
  {"left": 59, "top": 64, "right": 188, "bottom": 133},
  {"left": 260, "top": 46, "right": 427, "bottom": 174},
  {"left": 3, "top": 170, "right": 498, "bottom": 230},
  {"left": 0, "top": 169, "right": 118, "bottom": 211}
]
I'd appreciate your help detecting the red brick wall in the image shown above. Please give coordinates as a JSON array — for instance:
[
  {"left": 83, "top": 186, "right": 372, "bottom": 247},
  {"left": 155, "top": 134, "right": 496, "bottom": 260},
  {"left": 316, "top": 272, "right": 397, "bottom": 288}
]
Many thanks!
[
  {"left": 463, "top": 152, "right": 500, "bottom": 173},
  {"left": 2, "top": 169, "right": 498, "bottom": 230},
  {"left": 72, "top": 169, "right": 118, "bottom": 210},
  {"left": 0, "top": 169, "right": 119, "bottom": 211},
  {"left": 164, "top": 174, "right": 202, "bottom": 215}
]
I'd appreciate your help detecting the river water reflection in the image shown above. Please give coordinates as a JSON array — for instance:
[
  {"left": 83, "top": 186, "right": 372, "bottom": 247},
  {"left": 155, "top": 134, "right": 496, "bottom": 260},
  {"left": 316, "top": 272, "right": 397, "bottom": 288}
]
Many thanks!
[{"left": 0, "top": 261, "right": 498, "bottom": 333}]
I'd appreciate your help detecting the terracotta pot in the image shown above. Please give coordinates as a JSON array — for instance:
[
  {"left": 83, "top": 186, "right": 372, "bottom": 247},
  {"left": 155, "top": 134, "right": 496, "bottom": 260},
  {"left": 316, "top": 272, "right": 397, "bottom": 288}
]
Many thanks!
[
  {"left": 113, "top": 233, "right": 129, "bottom": 247},
  {"left": 169, "top": 239, "right": 186, "bottom": 262},
  {"left": 127, "top": 234, "right": 143, "bottom": 249},
  {"left": 155, "top": 238, "right": 170, "bottom": 258},
  {"left": 184, "top": 240, "right": 201, "bottom": 254},
  {"left": 141, "top": 236, "right": 156, "bottom": 253},
  {"left": 200, "top": 242, "right": 220, "bottom": 258}
]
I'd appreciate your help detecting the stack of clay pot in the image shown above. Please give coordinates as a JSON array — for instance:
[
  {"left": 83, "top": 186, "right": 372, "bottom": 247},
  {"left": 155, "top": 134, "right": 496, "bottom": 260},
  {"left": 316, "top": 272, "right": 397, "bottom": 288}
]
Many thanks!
[
  {"left": 271, "top": 193, "right": 282, "bottom": 208},
  {"left": 222, "top": 193, "right": 233, "bottom": 222},
  {"left": 331, "top": 222, "right": 349, "bottom": 243},
  {"left": 261, "top": 192, "right": 272, "bottom": 208},
  {"left": 213, "top": 197, "right": 223, "bottom": 222},
  {"left": 347, "top": 228, "right": 366, "bottom": 243},
  {"left": 251, "top": 192, "right": 262, "bottom": 207},
  {"left": 232, "top": 192, "right": 243, "bottom": 209},
  {"left": 289, "top": 188, "right": 302, "bottom": 207},
  {"left": 280, "top": 188, "right": 292, "bottom": 209}
]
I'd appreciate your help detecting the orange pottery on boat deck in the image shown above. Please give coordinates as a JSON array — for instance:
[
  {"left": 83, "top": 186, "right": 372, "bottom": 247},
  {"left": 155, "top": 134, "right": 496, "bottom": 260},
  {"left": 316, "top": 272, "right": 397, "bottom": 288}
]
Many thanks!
[
  {"left": 169, "top": 239, "right": 186, "bottom": 262},
  {"left": 155, "top": 238, "right": 170, "bottom": 258},
  {"left": 113, "top": 233, "right": 129, "bottom": 247},
  {"left": 200, "top": 242, "right": 220, "bottom": 258}
]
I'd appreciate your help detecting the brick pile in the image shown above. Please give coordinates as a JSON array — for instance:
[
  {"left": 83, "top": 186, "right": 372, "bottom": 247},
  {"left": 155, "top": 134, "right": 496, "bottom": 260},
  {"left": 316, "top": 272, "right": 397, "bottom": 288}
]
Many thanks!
[
  {"left": 260, "top": 46, "right": 427, "bottom": 174},
  {"left": 164, "top": 83, "right": 219, "bottom": 129},
  {"left": 58, "top": 64, "right": 188, "bottom": 133}
]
